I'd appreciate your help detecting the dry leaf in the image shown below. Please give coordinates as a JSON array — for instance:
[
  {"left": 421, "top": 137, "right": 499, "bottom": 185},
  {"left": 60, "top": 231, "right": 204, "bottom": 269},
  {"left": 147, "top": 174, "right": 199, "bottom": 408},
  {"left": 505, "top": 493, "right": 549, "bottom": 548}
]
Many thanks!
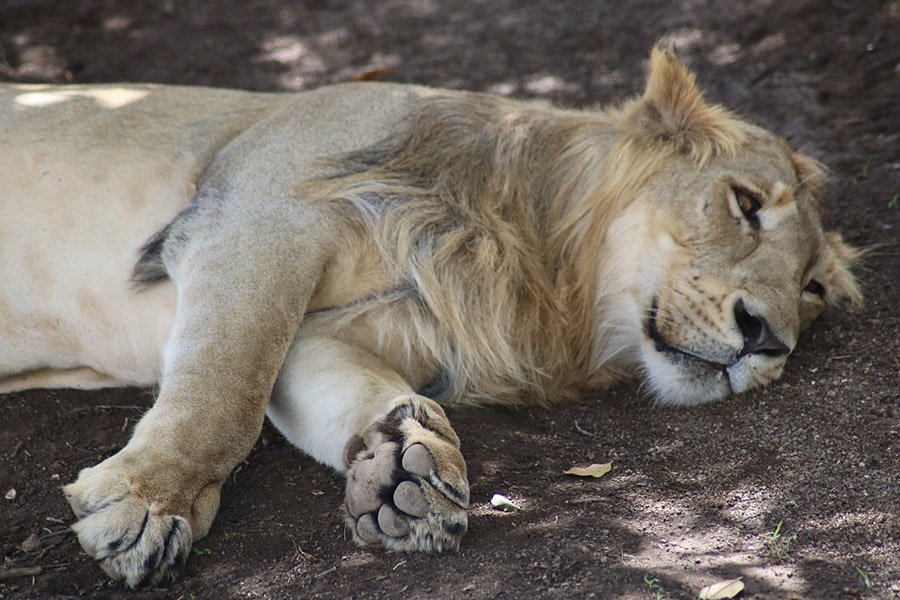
[
  {"left": 698, "top": 578, "right": 744, "bottom": 599},
  {"left": 563, "top": 463, "right": 612, "bottom": 478},
  {"left": 490, "top": 493, "right": 521, "bottom": 512},
  {"left": 352, "top": 67, "right": 391, "bottom": 81}
]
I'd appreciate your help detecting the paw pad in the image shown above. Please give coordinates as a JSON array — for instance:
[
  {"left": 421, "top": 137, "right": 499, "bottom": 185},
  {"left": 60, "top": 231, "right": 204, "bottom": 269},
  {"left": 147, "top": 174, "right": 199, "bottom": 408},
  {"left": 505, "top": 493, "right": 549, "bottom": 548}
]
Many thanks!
[{"left": 344, "top": 402, "right": 469, "bottom": 554}]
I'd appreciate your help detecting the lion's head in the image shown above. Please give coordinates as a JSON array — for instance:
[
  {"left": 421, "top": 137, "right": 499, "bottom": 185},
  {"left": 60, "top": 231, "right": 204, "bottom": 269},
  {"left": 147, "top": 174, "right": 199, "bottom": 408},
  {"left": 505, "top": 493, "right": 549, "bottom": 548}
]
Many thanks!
[{"left": 596, "top": 48, "right": 862, "bottom": 405}]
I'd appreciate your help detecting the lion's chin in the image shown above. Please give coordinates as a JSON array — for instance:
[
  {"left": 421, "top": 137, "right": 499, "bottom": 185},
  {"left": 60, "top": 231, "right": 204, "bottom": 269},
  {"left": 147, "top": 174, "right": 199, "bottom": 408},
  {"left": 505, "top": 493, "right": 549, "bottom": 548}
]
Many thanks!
[
  {"left": 640, "top": 339, "right": 790, "bottom": 405},
  {"left": 640, "top": 342, "right": 733, "bottom": 406},
  {"left": 725, "top": 354, "right": 787, "bottom": 396}
]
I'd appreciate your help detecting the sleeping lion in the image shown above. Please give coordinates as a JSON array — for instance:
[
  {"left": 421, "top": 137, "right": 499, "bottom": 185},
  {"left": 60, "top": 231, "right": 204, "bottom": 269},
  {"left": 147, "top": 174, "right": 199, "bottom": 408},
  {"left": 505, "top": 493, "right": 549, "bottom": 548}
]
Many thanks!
[{"left": 0, "top": 47, "right": 861, "bottom": 587}]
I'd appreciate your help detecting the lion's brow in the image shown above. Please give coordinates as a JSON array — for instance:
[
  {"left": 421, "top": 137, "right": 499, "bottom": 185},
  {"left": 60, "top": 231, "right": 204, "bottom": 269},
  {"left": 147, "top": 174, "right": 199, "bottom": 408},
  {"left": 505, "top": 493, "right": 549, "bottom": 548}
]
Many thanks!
[{"left": 770, "top": 181, "right": 795, "bottom": 207}]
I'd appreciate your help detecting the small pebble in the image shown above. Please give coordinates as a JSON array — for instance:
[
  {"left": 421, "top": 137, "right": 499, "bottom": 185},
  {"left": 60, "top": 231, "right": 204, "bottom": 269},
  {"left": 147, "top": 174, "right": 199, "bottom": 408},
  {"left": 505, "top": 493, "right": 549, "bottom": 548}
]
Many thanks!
[
  {"left": 4, "top": 488, "right": 16, "bottom": 501},
  {"left": 21, "top": 533, "right": 41, "bottom": 553},
  {"left": 490, "top": 493, "right": 522, "bottom": 512}
]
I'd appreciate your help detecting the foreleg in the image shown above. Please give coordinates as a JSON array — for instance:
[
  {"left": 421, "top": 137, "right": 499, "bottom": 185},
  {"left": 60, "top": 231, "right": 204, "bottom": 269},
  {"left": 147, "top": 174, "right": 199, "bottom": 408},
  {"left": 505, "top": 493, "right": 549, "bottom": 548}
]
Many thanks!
[
  {"left": 65, "top": 216, "right": 327, "bottom": 587},
  {"left": 269, "top": 332, "right": 469, "bottom": 553}
]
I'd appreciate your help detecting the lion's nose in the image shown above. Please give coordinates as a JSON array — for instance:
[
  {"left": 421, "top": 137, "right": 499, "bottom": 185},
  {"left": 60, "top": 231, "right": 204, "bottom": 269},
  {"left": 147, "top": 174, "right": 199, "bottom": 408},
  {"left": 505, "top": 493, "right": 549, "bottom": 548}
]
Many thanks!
[{"left": 734, "top": 299, "right": 790, "bottom": 358}]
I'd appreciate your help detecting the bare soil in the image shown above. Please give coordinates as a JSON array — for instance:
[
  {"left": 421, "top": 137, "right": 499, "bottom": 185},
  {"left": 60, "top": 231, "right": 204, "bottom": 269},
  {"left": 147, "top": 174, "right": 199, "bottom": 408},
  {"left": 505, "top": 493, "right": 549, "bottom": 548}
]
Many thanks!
[{"left": 1, "top": 1, "right": 898, "bottom": 598}]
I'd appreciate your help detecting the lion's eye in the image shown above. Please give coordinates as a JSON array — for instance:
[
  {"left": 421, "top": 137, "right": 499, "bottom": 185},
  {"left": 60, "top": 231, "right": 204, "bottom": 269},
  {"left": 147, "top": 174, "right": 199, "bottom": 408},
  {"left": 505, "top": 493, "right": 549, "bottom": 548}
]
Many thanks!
[
  {"left": 804, "top": 279, "right": 825, "bottom": 298},
  {"left": 733, "top": 187, "right": 761, "bottom": 229}
]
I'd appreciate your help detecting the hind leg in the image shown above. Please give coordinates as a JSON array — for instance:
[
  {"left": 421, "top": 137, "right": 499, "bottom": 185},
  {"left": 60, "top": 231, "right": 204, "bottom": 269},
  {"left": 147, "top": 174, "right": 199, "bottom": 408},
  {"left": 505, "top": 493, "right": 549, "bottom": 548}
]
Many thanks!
[{"left": 268, "top": 333, "right": 469, "bottom": 552}]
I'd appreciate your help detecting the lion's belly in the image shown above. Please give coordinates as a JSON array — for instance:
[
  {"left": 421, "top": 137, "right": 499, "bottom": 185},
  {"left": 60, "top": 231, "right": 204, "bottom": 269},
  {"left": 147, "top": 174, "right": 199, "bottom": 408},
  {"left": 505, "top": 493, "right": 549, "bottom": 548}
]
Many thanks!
[
  {"left": 0, "top": 93, "right": 209, "bottom": 388},
  {"left": 0, "top": 145, "right": 186, "bottom": 389}
]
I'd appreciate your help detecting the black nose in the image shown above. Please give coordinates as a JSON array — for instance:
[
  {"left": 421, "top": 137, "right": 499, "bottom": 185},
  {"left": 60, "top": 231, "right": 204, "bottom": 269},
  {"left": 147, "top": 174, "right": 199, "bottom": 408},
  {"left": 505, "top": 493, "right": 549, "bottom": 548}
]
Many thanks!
[{"left": 734, "top": 299, "right": 790, "bottom": 358}]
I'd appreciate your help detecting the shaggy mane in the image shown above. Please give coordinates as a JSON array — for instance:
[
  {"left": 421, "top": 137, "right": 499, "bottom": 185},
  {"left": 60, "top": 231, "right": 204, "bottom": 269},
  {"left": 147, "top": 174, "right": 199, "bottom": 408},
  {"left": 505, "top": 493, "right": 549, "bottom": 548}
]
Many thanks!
[{"left": 302, "top": 92, "right": 731, "bottom": 406}]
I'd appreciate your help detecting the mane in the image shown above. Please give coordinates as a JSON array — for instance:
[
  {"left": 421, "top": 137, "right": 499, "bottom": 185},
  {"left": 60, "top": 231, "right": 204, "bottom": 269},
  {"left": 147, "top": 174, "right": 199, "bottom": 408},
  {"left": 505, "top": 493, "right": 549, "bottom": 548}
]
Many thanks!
[{"left": 302, "top": 92, "right": 687, "bottom": 406}]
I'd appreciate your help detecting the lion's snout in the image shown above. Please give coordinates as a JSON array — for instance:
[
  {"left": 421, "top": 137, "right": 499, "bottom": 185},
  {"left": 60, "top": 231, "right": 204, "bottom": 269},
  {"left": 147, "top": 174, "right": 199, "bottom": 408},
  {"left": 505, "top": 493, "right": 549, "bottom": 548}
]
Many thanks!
[{"left": 733, "top": 299, "right": 791, "bottom": 359}]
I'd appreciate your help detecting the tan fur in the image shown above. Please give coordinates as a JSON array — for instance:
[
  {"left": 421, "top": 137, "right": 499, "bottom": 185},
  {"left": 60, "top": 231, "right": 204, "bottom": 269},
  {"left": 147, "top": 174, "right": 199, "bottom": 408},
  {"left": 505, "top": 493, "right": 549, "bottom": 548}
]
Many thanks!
[{"left": 0, "top": 46, "right": 861, "bottom": 587}]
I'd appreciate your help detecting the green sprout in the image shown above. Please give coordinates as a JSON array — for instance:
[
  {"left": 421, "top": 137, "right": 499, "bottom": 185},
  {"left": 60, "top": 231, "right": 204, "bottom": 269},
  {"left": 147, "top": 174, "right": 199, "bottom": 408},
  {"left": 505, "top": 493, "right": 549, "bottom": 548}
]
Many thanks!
[{"left": 854, "top": 565, "right": 872, "bottom": 589}]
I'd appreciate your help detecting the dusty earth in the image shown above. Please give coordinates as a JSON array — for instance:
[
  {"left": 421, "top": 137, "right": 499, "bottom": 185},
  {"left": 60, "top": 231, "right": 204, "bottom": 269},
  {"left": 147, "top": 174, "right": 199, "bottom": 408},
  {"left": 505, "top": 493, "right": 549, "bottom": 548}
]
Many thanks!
[{"left": 1, "top": 1, "right": 898, "bottom": 598}]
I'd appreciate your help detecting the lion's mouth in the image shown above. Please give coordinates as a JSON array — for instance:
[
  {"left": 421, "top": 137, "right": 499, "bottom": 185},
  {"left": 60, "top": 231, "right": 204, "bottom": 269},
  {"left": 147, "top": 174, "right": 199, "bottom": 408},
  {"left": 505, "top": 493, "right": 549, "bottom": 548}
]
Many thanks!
[{"left": 646, "top": 303, "right": 732, "bottom": 374}]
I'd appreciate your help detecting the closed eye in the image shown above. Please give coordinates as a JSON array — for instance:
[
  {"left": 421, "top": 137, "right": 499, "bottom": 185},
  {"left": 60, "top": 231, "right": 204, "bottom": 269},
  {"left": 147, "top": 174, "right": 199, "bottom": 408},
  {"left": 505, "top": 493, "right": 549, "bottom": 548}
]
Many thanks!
[
  {"left": 733, "top": 187, "right": 761, "bottom": 229},
  {"left": 804, "top": 279, "right": 825, "bottom": 298}
]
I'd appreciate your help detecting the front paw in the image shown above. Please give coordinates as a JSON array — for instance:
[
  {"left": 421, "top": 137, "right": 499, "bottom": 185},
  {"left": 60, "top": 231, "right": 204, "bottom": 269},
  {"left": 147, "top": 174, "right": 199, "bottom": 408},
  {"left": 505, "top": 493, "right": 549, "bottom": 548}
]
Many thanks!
[
  {"left": 64, "top": 464, "right": 194, "bottom": 588},
  {"left": 344, "top": 397, "right": 469, "bottom": 553}
]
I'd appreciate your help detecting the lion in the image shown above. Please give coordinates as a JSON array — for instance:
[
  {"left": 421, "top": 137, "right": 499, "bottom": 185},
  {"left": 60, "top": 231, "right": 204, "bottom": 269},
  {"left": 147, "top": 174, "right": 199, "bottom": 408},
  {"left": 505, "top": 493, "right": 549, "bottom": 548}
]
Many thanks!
[{"left": 0, "top": 47, "right": 861, "bottom": 587}]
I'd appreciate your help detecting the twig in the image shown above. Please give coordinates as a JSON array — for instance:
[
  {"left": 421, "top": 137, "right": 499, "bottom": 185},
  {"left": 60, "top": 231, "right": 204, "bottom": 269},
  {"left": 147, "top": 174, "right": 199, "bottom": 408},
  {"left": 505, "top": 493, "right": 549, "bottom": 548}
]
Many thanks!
[
  {"left": 9, "top": 440, "right": 23, "bottom": 459},
  {"left": 569, "top": 495, "right": 609, "bottom": 504},
  {"left": 41, "top": 527, "right": 69, "bottom": 538},
  {"left": 35, "top": 539, "right": 64, "bottom": 560},
  {"left": 288, "top": 535, "right": 318, "bottom": 563},
  {"left": 64, "top": 442, "right": 94, "bottom": 454},
  {"left": 573, "top": 420, "right": 597, "bottom": 438},
  {"left": 314, "top": 566, "right": 337, "bottom": 579},
  {"left": 0, "top": 42, "right": 12, "bottom": 75},
  {"left": 0, "top": 566, "right": 42, "bottom": 581},
  {"left": 70, "top": 405, "right": 146, "bottom": 413}
]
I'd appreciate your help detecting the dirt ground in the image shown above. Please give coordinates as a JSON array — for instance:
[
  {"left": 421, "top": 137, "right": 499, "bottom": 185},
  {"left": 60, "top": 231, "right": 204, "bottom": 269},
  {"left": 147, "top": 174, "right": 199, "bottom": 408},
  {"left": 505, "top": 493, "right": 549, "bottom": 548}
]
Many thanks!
[{"left": 1, "top": 1, "right": 898, "bottom": 598}]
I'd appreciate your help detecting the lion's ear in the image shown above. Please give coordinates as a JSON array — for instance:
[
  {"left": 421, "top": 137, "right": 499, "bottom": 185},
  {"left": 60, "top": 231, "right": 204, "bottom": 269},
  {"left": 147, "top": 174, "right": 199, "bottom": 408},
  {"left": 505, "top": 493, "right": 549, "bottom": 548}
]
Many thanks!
[
  {"left": 788, "top": 149, "right": 828, "bottom": 197},
  {"left": 625, "top": 45, "right": 742, "bottom": 162},
  {"left": 824, "top": 232, "right": 864, "bottom": 310}
]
